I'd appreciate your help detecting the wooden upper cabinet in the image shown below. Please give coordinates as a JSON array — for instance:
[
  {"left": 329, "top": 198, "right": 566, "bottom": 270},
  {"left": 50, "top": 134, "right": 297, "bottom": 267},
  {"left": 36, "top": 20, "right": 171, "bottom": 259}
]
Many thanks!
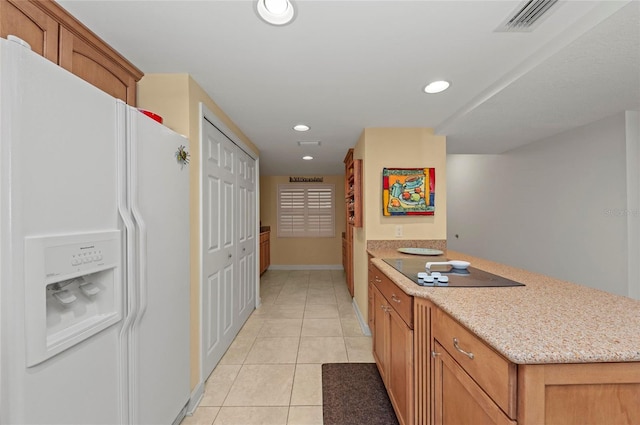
[
  {"left": 0, "top": 0, "right": 58, "bottom": 61},
  {"left": 0, "top": 0, "right": 143, "bottom": 105},
  {"left": 59, "top": 27, "right": 137, "bottom": 105}
]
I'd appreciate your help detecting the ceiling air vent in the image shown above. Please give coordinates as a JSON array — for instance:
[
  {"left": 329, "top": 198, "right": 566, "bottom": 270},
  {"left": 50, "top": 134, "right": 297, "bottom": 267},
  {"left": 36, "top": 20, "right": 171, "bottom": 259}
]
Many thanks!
[
  {"left": 496, "top": 0, "right": 559, "bottom": 32},
  {"left": 297, "top": 141, "right": 321, "bottom": 147}
]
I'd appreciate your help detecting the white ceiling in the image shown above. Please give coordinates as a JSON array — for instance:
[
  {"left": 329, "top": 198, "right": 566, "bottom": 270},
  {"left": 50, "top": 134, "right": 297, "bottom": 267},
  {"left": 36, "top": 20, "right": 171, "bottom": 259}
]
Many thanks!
[{"left": 58, "top": 0, "right": 640, "bottom": 175}]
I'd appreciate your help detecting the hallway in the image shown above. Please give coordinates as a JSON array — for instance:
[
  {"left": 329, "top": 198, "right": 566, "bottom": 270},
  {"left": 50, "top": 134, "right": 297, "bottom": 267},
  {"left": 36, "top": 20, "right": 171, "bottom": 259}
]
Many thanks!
[{"left": 182, "top": 269, "right": 374, "bottom": 425}]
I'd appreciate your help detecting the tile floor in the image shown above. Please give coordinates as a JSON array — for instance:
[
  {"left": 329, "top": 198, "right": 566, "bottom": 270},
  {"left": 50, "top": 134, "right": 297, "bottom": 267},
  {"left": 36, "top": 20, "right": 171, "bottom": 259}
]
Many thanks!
[{"left": 181, "top": 269, "right": 373, "bottom": 425}]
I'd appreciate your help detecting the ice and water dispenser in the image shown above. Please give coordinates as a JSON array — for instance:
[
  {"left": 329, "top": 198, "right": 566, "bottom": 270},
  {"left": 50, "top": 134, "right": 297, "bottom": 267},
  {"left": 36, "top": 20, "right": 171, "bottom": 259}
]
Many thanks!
[{"left": 24, "top": 230, "right": 123, "bottom": 367}]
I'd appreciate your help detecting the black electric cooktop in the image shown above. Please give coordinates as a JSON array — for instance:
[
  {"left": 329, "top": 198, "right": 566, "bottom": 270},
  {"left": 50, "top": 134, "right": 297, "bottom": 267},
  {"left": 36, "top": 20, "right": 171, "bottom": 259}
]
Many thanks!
[{"left": 382, "top": 258, "right": 525, "bottom": 288}]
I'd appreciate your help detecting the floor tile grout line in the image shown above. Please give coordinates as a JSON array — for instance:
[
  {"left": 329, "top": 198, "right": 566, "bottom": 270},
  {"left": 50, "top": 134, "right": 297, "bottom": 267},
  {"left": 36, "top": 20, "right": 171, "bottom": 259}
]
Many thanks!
[{"left": 186, "top": 270, "right": 353, "bottom": 424}]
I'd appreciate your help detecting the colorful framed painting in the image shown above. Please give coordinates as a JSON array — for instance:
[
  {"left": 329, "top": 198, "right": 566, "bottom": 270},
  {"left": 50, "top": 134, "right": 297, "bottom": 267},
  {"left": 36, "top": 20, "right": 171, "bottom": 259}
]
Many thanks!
[{"left": 382, "top": 168, "right": 435, "bottom": 216}]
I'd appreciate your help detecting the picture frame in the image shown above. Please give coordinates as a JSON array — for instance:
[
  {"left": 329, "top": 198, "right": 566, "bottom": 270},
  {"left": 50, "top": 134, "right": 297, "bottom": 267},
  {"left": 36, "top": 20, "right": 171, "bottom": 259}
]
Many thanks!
[{"left": 382, "top": 168, "right": 435, "bottom": 216}]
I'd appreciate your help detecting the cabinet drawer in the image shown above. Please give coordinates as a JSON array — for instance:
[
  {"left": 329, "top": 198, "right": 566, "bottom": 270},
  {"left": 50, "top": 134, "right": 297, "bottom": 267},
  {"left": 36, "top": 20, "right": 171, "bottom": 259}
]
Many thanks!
[
  {"left": 433, "top": 308, "right": 516, "bottom": 419},
  {"left": 434, "top": 341, "right": 515, "bottom": 425},
  {"left": 372, "top": 266, "right": 413, "bottom": 328}
]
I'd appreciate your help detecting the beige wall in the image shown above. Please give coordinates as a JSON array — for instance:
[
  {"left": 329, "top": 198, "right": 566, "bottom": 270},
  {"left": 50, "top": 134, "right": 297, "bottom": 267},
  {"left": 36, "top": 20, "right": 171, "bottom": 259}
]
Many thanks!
[
  {"left": 138, "top": 74, "right": 259, "bottom": 391},
  {"left": 260, "top": 175, "right": 345, "bottom": 266},
  {"left": 353, "top": 128, "right": 447, "bottom": 323}
]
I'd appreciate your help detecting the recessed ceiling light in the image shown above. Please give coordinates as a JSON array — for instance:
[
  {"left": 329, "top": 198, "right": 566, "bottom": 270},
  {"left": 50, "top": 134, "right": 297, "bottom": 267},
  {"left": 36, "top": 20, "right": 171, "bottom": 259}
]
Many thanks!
[
  {"left": 293, "top": 124, "right": 310, "bottom": 132},
  {"left": 424, "top": 80, "right": 450, "bottom": 94},
  {"left": 256, "top": 0, "right": 295, "bottom": 26},
  {"left": 302, "top": 156, "right": 313, "bottom": 160}
]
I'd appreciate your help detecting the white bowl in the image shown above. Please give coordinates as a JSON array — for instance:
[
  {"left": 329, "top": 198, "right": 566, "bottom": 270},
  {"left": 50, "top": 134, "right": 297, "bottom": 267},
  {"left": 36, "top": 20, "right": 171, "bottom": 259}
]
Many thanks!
[{"left": 449, "top": 260, "right": 470, "bottom": 270}]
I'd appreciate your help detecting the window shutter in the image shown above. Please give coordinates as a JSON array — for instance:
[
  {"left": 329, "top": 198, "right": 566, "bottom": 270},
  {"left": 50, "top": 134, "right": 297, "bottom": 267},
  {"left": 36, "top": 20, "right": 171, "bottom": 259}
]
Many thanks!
[{"left": 277, "top": 184, "right": 335, "bottom": 238}]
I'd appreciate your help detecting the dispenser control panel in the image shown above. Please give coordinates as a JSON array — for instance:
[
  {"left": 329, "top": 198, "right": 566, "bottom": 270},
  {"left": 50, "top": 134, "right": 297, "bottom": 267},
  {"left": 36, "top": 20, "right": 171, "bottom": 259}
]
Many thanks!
[{"left": 43, "top": 236, "right": 118, "bottom": 281}]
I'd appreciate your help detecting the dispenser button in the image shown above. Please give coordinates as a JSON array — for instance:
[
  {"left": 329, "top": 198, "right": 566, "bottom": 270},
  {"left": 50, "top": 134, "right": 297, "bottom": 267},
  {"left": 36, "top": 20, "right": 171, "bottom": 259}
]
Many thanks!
[
  {"left": 80, "top": 281, "right": 100, "bottom": 296},
  {"left": 53, "top": 289, "right": 77, "bottom": 305}
]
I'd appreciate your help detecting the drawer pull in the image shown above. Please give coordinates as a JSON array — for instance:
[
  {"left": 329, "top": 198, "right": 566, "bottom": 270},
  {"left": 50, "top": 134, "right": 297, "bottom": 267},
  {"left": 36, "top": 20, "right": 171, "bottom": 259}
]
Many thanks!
[
  {"left": 375, "top": 277, "right": 382, "bottom": 283},
  {"left": 453, "top": 338, "right": 475, "bottom": 359},
  {"left": 391, "top": 294, "right": 402, "bottom": 303},
  {"left": 431, "top": 351, "right": 440, "bottom": 358}
]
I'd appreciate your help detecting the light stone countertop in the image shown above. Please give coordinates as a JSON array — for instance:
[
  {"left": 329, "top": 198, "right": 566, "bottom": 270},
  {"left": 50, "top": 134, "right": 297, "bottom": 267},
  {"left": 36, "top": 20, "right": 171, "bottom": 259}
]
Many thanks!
[{"left": 368, "top": 248, "right": 640, "bottom": 365}]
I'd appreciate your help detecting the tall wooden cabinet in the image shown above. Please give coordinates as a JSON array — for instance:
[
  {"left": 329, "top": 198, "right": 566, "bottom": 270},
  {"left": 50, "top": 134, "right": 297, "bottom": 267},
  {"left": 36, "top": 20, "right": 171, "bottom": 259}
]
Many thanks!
[
  {"left": 259, "top": 229, "right": 270, "bottom": 275},
  {"left": 343, "top": 149, "right": 362, "bottom": 297},
  {"left": 0, "top": 0, "right": 142, "bottom": 105}
]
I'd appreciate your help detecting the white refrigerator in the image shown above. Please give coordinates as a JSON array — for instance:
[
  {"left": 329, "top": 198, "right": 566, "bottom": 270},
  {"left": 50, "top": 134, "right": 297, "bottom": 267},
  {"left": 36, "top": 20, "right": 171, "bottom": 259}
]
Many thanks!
[{"left": 0, "top": 37, "right": 190, "bottom": 425}]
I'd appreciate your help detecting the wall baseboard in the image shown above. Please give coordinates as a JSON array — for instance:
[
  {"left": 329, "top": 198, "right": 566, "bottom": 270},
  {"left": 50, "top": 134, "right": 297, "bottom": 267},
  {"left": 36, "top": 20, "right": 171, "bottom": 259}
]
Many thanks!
[
  {"left": 267, "top": 264, "right": 344, "bottom": 271},
  {"left": 186, "top": 381, "right": 204, "bottom": 415},
  {"left": 352, "top": 299, "right": 371, "bottom": 336}
]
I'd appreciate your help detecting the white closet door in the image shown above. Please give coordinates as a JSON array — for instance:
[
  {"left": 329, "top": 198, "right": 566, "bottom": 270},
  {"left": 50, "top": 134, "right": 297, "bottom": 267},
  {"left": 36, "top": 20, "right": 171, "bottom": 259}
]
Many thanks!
[
  {"left": 201, "top": 119, "right": 238, "bottom": 379},
  {"left": 237, "top": 149, "right": 256, "bottom": 323}
]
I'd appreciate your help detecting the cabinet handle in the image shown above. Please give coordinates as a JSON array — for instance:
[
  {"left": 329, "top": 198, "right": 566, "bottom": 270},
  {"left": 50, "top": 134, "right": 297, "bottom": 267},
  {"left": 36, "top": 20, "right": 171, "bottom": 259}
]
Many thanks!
[
  {"left": 431, "top": 351, "right": 440, "bottom": 358},
  {"left": 375, "top": 277, "right": 382, "bottom": 283},
  {"left": 453, "top": 338, "right": 475, "bottom": 359},
  {"left": 391, "top": 294, "right": 401, "bottom": 303}
]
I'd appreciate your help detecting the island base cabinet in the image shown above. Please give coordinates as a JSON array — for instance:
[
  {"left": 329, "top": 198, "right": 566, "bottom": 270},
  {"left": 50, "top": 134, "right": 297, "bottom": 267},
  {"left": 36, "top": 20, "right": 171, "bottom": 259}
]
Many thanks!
[
  {"left": 518, "top": 363, "right": 640, "bottom": 425},
  {"left": 433, "top": 341, "right": 516, "bottom": 425}
]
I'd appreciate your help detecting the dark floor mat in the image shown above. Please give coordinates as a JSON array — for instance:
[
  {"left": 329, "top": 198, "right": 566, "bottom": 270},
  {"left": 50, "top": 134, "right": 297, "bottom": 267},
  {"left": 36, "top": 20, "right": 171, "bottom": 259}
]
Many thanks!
[{"left": 322, "top": 363, "right": 399, "bottom": 425}]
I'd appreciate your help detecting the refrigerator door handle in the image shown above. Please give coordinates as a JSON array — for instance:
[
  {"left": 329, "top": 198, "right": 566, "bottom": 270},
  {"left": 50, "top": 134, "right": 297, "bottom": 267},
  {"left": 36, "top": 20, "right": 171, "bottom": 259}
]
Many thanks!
[
  {"left": 116, "top": 100, "right": 136, "bottom": 425},
  {"left": 127, "top": 106, "right": 150, "bottom": 425},
  {"left": 129, "top": 108, "right": 149, "bottom": 326}
]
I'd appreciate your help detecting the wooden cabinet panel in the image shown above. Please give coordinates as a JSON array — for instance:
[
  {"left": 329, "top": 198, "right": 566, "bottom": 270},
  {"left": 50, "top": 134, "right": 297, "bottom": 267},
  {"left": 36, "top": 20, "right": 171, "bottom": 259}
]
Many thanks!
[
  {"left": 434, "top": 341, "right": 515, "bottom": 425},
  {"left": 414, "top": 298, "right": 433, "bottom": 425},
  {"left": 344, "top": 224, "right": 353, "bottom": 296},
  {"left": 367, "top": 282, "right": 374, "bottom": 331},
  {"left": 433, "top": 307, "right": 516, "bottom": 418},
  {"left": 1, "top": 0, "right": 58, "bottom": 61},
  {"left": 342, "top": 234, "right": 347, "bottom": 273},
  {"left": 259, "top": 231, "right": 270, "bottom": 275},
  {"left": 372, "top": 286, "right": 388, "bottom": 383},
  {"left": 59, "top": 27, "right": 136, "bottom": 105},
  {"left": 371, "top": 279, "right": 414, "bottom": 425},
  {"left": 518, "top": 363, "right": 640, "bottom": 425},
  {"left": 388, "top": 306, "right": 414, "bottom": 425}
]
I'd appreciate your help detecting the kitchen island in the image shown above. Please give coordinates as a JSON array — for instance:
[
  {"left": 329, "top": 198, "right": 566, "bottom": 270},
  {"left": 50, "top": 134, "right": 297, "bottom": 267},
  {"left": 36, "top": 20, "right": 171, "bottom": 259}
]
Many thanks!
[{"left": 367, "top": 248, "right": 640, "bottom": 425}]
